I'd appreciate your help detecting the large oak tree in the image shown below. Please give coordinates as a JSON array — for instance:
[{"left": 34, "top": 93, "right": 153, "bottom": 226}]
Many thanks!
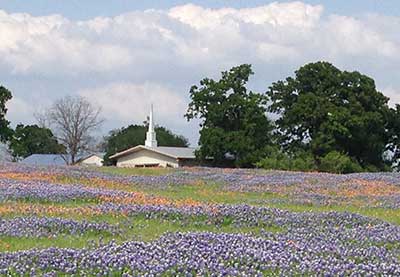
[
  {"left": 9, "top": 124, "right": 65, "bottom": 159},
  {"left": 185, "top": 64, "right": 273, "bottom": 167},
  {"left": 267, "top": 62, "right": 394, "bottom": 170},
  {"left": 0, "top": 86, "right": 12, "bottom": 142}
]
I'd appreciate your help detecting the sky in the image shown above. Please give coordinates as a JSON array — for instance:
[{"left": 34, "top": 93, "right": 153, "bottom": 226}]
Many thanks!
[
  {"left": 0, "top": 1, "right": 399, "bottom": 19},
  {"left": 0, "top": 1, "right": 400, "bottom": 146}
]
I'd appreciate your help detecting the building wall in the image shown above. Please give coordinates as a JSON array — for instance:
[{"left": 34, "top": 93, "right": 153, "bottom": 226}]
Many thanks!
[
  {"left": 80, "top": 156, "right": 103, "bottom": 167},
  {"left": 116, "top": 149, "right": 179, "bottom": 168}
]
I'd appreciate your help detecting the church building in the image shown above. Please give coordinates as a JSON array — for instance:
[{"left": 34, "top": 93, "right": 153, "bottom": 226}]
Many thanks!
[{"left": 110, "top": 105, "right": 197, "bottom": 168}]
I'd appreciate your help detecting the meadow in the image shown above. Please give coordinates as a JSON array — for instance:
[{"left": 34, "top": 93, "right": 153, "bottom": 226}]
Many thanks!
[{"left": 0, "top": 162, "right": 399, "bottom": 276}]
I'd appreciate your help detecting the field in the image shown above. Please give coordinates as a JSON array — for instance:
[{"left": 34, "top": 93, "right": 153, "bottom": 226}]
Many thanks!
[{"left": 0, "top": 163, "right": 399, "bottom": 276}]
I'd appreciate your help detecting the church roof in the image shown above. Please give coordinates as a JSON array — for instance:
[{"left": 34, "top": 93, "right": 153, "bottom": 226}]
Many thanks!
[
  {"left": 111, "top": 105, "right": 197, "bottom": 161},
  {"left": 110, "top": 145, "right": 196, "bottom": 160},
  {"left": 154, "top": 146, "right": 196, "bottom": 159}
]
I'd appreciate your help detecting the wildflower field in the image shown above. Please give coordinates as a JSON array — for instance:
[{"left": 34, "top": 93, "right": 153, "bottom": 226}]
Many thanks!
[{"left": 0, "top": 163, "right": 400, "bottom": 276}]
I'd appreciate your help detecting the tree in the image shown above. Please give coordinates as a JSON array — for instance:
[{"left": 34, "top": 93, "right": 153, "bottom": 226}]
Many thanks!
[
  {"left": 38, "top": 96, "right": 103, "bottom": 165},
  {"left": 267, "top": 61, "right": 393, "bottom": 170},
  {"left": 0, "top": 86, "right": 12, "bottom": 142},
  {"left": 386, "top": 104, "right": 400, "bottom": 170},
  {"left": 103, "top": 124, "right": 189, "bottom": 165},
  {"left": 185, "top": 64, "right": 273, "bottom": 167},
  {"left": 9, "top": 124, "right": 65, "bottom": 159}
]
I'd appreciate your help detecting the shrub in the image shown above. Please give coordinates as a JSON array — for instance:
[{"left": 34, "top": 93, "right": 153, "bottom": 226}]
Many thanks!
[
  {"left": 256, "top": 147, "right": 316, "bottom": 172},
  {"left": 290, "top": 152, "right": 316, "bottom": 172},
  {"left": 257, "top": 149, "right": 366, "bottom": 173},
  {"left": 319, "top": 151, "right": 363, "bottom": 174}
]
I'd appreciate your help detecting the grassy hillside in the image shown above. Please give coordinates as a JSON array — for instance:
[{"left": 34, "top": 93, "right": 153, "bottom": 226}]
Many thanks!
[{"left": 0, "top": 163, "right": 399, "bottom": 275}]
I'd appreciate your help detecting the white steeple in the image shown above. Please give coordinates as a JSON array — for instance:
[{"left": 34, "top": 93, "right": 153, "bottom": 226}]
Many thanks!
[{"left": 145, "top": 104, "right": 158, "bottom": 148}]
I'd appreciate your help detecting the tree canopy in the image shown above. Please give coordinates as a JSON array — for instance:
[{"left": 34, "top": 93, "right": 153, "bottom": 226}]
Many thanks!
[
  {"left": 0, "top": 86, "right": 12, "bottom": 142},
  {"left": 9, "top": 124, "right": 65, "bottom": 159},
  {"left": 185, "top": 64, "right": 273, "bottom": 167},
  {"left": 3, "top": 61, "right": 400, "bottom": 173},
  {"left": 37, "top": 96, "right": 103, "bottom": 165},
  {"left": 267, "top": 61, "right": 394, "bottom": 170},
  {"left": 103, "top": 124, "right": 189, "bottom": 165}
]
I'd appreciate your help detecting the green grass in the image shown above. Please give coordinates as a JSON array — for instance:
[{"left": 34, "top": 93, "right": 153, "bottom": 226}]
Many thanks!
[
  {"left": 1, "top": 200, "right": 399, "bottom": 253},
  {"left": 4, "top": 195, "right": 399, "bottom": 253},
  {"left": 94, "top": 166, "right": 174, "bottom": 176},
  {"left": 54, "top": 175, "right": 287, "bottom": 205},
  {"left": 18, "top": 172, "right": 400, "bottom": 226},
  {"left": 0, "top": 214, "right": 283, "bottom": 252},
  {"left": 3, "top": 168, "right": 400, "bottom": 254},
  {"left": 134, "top": 183, "right": 400, "bottom": 225},
  {"left": 0, "top": 232, "right": 113, "bottom": 252},
  {"left": 138, "top": 182, "right": 283, "bottom": 205},
  {"left": 6, "top": 197, "right": 101, "bottom": 206},
  {"left": 259, "top": 202, "right": 400, "bottom": 225}
]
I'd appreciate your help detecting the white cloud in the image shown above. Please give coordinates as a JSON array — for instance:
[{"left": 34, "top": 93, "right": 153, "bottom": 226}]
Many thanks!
[
  {"left": 78, "top": 82, "right": 187, "bottom": 127},
  {"left": 0, "top": 2, "right": 397, "bottom": 76},
  {"left": 168, "top": 2, "right": 323, "bottom": 29},
  {"left": 320, "top": 15, "right": 399, "bottom": 58},
  {"left": 0, "top": 2, "right": 399, "bottom": 144},
  {"left": 7, "top": 97, "right": 34, "bottom": 126},
  {"left": 0, "top": 10, "right": 132, "bottom": 74},
  {"left": 382, "top": 87, "right": 400, "bottom": 107}
]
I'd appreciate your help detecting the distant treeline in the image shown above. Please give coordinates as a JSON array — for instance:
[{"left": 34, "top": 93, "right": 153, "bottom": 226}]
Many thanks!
[
  {"left": 185, "top": 62, "right": 400, "bottom": 173},
  {"left": 1, "top": 61, "right": 400, "bottom": 173}
]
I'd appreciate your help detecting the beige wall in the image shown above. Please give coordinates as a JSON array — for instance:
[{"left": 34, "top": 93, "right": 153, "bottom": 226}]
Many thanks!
[
  {"left": 116, "top": 149, "right": 179, "bottom": 168},
  {"left": 80, "top": 155, "right": 103, "bottom": 167}
]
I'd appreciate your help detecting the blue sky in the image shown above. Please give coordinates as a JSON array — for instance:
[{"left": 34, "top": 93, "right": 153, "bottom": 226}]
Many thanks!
[
  {"left": 0, "top": 1, "right": 399, "bottom": 146},
  {"left": 0, "top": 0, "right": 399, "bottom": 19}
]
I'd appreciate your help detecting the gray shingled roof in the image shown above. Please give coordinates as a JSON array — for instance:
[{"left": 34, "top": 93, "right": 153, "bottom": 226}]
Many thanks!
[
  {"left": 21, "top": 152, "right": 105, "bottom": 166},
  {"left": 110, "top": 145, "right": 196, "bottom": 160},
  {"left": 21, "top": 154, "right": 68, "bottom": 166},
  {"left": 152, "top": 146, "right": 196, "bottom": 159}
]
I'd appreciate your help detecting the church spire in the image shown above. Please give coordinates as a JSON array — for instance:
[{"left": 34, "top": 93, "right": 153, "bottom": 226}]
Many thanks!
[{"left": 145, "top": 104, "right": 158, "bottom": 148}]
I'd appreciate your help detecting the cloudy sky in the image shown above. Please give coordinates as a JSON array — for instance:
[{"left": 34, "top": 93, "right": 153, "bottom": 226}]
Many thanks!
[{"left": 1, "top": 1, "right": 399, "bottom": 145}]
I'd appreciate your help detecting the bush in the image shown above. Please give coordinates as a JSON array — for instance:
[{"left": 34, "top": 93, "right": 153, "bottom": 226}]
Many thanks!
[
  {"left": 319, "top": 151, "right": 363, "bottom": 174},
  {"left": 257, "top": 149, "right": 367, "bottom": 173},
  {"left": 256, "top": 147, "right": 316, "bottom": 172},
  {"left": 291, "top": 153, "right": 316, "bottom": 172}
]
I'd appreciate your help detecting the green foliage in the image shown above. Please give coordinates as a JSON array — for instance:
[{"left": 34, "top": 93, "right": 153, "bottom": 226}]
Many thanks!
[
  {"left": 185, "top": 64, "right": 273, "bottom": 167},
  {"left": 257, "top": 148, "right": 365, "bottom": 174},
  {"left": 103, "top": 124, "right": 189, "bottom": 165},
  {"left": 319, "top": 151, "right": 363, "bottom": 174},
  {"left": 9, "top": 124, "right": 65, "bottom": 159},
  {"left": 0, "top": 85, "right": 12, "bottom": 142},
  {"left": 267, "top": 61, "right": 394, "bottom": 171},
  {"left": 256, "top": 147, "right": 316, "bottom": 172},
  {"left": 386, "top": 104, "right": 400, "bottom": 171}
]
